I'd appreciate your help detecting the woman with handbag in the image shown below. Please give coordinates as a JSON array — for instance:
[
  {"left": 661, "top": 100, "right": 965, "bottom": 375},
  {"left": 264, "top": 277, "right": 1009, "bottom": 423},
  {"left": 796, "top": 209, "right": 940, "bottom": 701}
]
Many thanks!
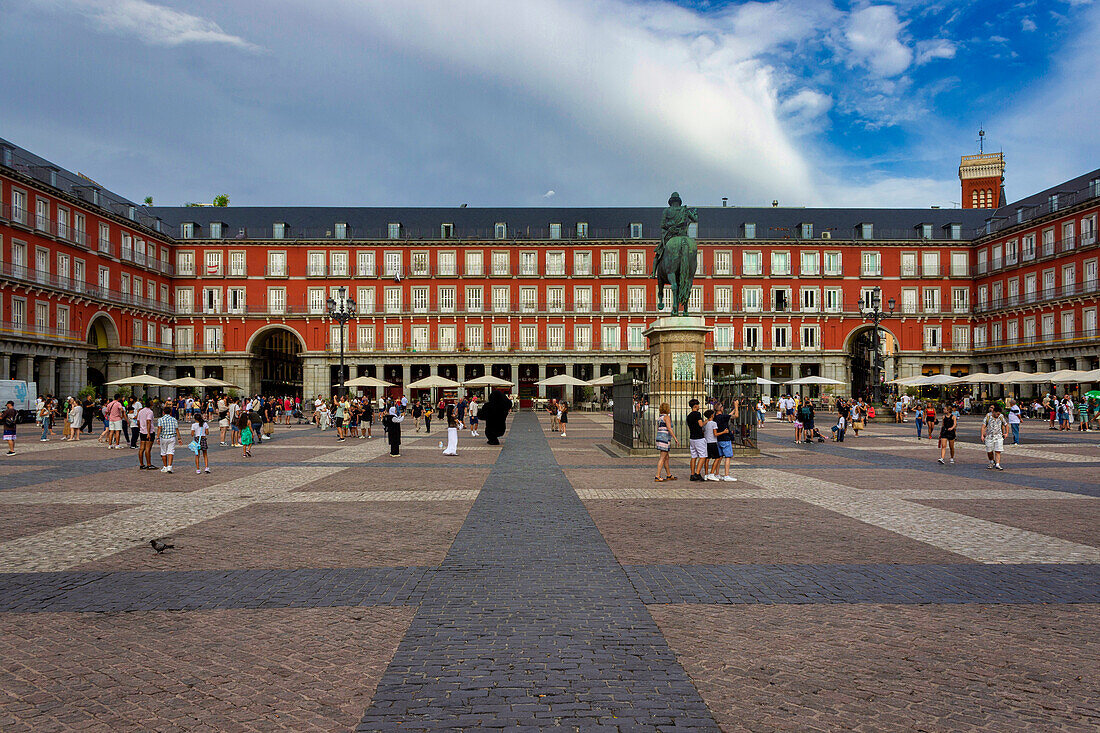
[{"left": 190, "top": 413, "right": 210, "bottom": 474}]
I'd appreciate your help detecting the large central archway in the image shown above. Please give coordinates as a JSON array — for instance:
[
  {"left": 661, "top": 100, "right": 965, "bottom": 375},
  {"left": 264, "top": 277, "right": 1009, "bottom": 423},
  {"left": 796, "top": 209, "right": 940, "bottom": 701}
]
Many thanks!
[
  {"left": 249, "top": 326, "right": 304, "bottom": 397},
  {"left": 845, "top": 325, "right": 898, "bottom": 400},
  {"left": 86, "top": 313, "right": 120, "bottom": 395}
]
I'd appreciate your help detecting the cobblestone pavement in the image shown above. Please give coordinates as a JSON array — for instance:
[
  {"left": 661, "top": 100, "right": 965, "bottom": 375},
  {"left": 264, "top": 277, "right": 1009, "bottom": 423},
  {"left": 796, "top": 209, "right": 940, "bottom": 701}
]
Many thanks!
[{"left": 0, "top": 412, "right": 1096, "bottom": 730}]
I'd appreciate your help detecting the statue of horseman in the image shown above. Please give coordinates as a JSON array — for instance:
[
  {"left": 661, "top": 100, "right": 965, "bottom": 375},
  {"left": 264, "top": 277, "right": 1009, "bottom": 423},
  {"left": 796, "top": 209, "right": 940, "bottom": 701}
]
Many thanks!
[{"left": 652, "top": 191, "right": 698, "bottom": 315}]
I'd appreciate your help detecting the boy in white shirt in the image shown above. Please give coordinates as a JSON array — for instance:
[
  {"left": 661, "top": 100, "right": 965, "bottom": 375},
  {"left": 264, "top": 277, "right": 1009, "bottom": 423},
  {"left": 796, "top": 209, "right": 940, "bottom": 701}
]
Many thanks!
[{"left": 702, "top": 409, "right": 720, "bottom": 481}]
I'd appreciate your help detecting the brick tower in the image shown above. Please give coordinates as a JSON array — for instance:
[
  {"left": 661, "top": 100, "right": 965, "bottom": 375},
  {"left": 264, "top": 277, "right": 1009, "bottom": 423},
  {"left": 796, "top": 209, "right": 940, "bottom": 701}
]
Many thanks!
[{"left": 959, "top": 151, "right": 1005, "bottom": 209}]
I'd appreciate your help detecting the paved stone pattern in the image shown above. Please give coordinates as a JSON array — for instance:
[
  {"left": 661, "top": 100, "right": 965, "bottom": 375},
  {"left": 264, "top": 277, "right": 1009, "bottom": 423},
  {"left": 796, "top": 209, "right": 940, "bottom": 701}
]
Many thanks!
[
  {"left": 626, "top": 563, "right": 1100, "bottom": 604},
  {"left": 357, "top": 412, "right": 719, "bottom": 731},
  {"left": 0, "top": 607, "right": 415, "bottom": 732},
  {"left": 651, "top": 603, "right": 1100, "bottom": 732}
]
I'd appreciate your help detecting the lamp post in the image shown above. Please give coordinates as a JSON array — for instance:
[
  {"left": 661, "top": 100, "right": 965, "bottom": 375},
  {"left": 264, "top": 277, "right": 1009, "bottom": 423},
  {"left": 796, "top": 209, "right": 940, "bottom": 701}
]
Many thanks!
[
  {"left": 857, "top": 287, "right": 895, "bottom": 405},
  {"left": 326, "top": 286, "right": 357, "bottom": 397}
]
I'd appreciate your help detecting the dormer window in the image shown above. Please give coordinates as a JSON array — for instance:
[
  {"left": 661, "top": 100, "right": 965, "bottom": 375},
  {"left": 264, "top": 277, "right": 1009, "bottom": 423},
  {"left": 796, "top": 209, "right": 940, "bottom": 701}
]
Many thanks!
[
  {"left": 180, "top": 222, "right": 195, "bottom": 239},
  {"left": 576, "top": 222, "right": 588, "bottom": 239},
  {"left": 947, "top": 223, "right": 961, "bottom": 240},
  {"left": 859, "top": 222, "right": 873, "bottom": 240},
  {"left": 209, "top": 222, "right": 223, "bottom": 239},
  {"left": 1049, "top": 194, "right": 1059, "bottom": 211},
  {"left": 630, "top": 222, "right": 643, "bottom": 239},
  {"left": 800, "top": 222, "right": 813, "bottom": 239},
  {"left": 743, "top": 222, "right": 756, "bottom": 239},
  {"left": 335, "top": 222, "right": 347, "bottom": 239},
  {"left": 388, "top": 222, "right": 401, "bottom": 239},
  {"left": 273, "top": 222, "right": 286, "bottom": 239},
  {"left": 549, "top": 223, "right": 561, "bottom": 240},
  {"left": 441, "top": 223, "right": 454, "bottom": 239},
  {"left": 494, "top": 222, "right": 507, "bottom": 239},
  {"left": 918, "top": 223, "right": 932, "bottom": 240}
]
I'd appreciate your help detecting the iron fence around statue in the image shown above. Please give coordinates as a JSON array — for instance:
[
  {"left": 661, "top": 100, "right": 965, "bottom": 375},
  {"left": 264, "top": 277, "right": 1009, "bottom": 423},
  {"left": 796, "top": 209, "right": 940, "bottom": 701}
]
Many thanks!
[{"left": 612, "top": 374, "right": 758, "bottom": 454}]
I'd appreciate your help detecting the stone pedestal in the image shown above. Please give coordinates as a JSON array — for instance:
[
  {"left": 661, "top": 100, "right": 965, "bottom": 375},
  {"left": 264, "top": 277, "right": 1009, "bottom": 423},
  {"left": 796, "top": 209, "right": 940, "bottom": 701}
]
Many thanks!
[{"left": 643, "top": 316, "right": 712, "bottom": 450}]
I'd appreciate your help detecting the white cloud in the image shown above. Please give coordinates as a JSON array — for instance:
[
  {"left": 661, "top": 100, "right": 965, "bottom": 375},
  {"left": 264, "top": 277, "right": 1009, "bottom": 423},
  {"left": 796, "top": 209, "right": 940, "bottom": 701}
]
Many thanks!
[
  {"left": 915, "top": 38, "right": 957, "bottom": 64},
  {"left": 779, "top": 89, "right": 834, "bottom": 132},
  {"left": 842, "top": 5, "right": 913, "bottom": 77},
  {"left": 543, "top": 190, "right": 556, "bottom": 199},
  {"left": 39, "top": 0, "right": 260, "bottom": 50},
  {"left": 1021, "top": 17, "right": 1038, "bottom": 31}
]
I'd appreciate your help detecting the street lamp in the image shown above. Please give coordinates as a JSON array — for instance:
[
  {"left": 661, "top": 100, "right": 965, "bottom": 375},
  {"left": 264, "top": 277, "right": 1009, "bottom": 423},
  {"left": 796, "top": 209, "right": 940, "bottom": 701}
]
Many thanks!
[
  {"left": 857, "top": 287, "right": 895, "bottom": 405},
  {"left": 326, "top": 286, "right": 357, "bottom": 396}
]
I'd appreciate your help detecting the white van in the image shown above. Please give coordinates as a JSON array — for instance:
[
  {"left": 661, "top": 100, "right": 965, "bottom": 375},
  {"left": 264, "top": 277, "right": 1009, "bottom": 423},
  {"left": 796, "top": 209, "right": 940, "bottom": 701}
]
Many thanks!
[{"left": 0, "top": 380, "right": 39, "bottom": 423}]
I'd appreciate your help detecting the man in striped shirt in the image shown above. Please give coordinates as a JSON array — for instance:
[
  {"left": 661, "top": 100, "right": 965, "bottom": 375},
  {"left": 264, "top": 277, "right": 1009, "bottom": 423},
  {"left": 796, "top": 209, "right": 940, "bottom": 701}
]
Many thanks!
[{"left": 156, "top": 408, "right": 179, "bottom": 473}]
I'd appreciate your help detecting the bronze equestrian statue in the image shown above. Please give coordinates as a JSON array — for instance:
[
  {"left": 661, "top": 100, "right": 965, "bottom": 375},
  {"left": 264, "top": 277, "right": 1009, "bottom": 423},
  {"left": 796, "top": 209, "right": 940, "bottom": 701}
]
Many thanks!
[{"left": 652, "top": 191, "right": 698, "bottom": 315}]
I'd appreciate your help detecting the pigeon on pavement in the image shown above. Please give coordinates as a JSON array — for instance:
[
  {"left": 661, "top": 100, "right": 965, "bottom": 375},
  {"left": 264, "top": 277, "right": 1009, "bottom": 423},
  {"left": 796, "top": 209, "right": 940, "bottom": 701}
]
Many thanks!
[{"left": 150, "top": 539, "right": 174, "bottom": 553}]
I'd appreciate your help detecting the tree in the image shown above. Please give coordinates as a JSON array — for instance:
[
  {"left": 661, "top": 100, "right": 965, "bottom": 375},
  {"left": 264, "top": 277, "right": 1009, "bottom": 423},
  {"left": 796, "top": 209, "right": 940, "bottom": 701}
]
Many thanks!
[
  {"left": 143, "top": 196, "right": 153, "bottom": 205},
  {"left": 213, "top": 194, "right": 230, "bottom": 207}
]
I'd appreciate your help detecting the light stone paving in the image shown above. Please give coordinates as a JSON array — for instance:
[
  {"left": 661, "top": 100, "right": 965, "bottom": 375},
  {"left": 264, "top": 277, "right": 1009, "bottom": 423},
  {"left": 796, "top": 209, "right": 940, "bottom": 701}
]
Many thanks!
[
  {"left": 0, "top": 437, "right": 396, "bottom": 572},
  {"left": 266, "top": 490, "right": 480, "bottom": 502},
  {"left": 575, "top": 487, "right": 1090, "bottom": 502},
  {"left": 878, "top": 436, "right": 1100, "bottom": 463},
  {"left": 0, "top": 489, "right": 481, "bottom": 505},
  {"left": 731, "top": 469, "right": 1100, "bottom": 564}
]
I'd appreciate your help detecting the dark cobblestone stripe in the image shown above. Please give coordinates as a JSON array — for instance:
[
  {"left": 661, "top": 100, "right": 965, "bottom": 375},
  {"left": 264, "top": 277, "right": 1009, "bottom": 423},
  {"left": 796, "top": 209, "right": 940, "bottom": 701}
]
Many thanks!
[
  {"left": 626, "top": 563, "right": 1100, "bottom": 605},
  {"left": 0, "top": 567, "right": 428, "bottom": 612},
  {"left": 357, "top": 411, "right": 720, "bottom": 731}
]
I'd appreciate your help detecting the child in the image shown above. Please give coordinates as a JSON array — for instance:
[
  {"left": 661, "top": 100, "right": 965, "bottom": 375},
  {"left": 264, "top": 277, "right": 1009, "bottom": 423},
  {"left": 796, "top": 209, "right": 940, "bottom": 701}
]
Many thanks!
[
  {"left": 238, "top": 409, "right": 253, "bottom": 458},
  {"left": 832, "top": 413, "right": 846, "bottom": 442},
  {"left": 191, "top": 413, "right": 210, "bottom": 474},
  {"left": 702, "top": 409, "right": 720, "bottom": 481}
]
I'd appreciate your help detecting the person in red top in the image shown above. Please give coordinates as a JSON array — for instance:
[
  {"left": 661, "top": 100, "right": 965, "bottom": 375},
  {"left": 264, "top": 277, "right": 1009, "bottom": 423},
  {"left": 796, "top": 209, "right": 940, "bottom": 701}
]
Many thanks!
[
  {"left": 105, "top": 394, "right": 125, "bottom": 449},
  {"left": 283, "top": 396, "right": 293, "bottom": 425}
]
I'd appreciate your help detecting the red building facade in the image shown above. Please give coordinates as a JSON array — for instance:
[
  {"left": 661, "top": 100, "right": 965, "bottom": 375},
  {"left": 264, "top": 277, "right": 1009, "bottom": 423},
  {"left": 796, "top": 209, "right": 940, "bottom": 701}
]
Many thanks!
[{"left": 2, "top": 137, "right": 1097, "bottom": 403}]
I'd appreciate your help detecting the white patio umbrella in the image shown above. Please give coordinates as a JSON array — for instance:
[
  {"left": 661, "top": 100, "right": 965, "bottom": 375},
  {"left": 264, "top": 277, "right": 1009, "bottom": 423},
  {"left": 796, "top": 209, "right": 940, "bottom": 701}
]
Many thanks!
[
  {"left": 536, "top": 373, "right": 590, "bottom": 387},
  {"left": 587, "top": 373, "right": 617, "bottom": 387},
  {"left": 1048, "top": 369, "right": 1092, "bottom": 383},
  {"left": 955, "top": 372, "right": 994, "bottom": 384},
  {"left": 784, "top": 376, "right": 845, "bottom": 386},
  {"left": 105, "top": 374, "right": 172, "bottom": 387},
  {"left": 754, "top": 377, "right": 779, "bottom": 386},
  {"left": 169, "top": 376, "right": 210, "bottom": 388},
  {"left": 200, "top": 377, "right": 239, "bottom": 389},
  {"left": 992, "top": 370, "right": 1047, "bottom": 384},
  {"left": 462, "top": 375, "right": 513, "bottom": 388},
  {"left": 344, "top": 375, "right": 395, "bottom": 388},
  {"left": 406, "top": 375, "right": 462, "bottom": 390},
  {"left": 1075, "top": 368, "right": 1100, "bottom": 382}
]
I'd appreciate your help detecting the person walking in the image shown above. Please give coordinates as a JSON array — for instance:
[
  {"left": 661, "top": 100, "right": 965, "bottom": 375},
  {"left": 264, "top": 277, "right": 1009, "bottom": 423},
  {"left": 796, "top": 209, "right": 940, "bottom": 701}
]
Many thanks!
[
  {"left": 238, "top": 407, "right": 254, "bottom": 458},
  {"left": 654, "top": 402, "right": 679, "bottom": 481},
  {"left": 468, "top": 396, "right": 479, "bottom": 438},
  {"left": 104, "top": 394, "right": 125, "bottom": 449},
  {"left": 937, "top": 404, "right": 957, "bottom": 465},
  {"left": 558, "top": 401, "right": 569, "bottom": 437},
  {"left": 386, "top": 403, "right": 404, "bottom": 457},
  {"left": 981, "top": 403, "right": 1009, "bottom": 471},
  {"left": 421, "top": 398, "right": 431, "bottom": 434},
  {"left": 191, "top": 413, "right": 211, "bottom": 474},
  {"left": 2, "top": 400, "right": 18, "bottom": 455},
  {"left": 155, "top": 407, "right": 178, "bottom": 473},
  {"left": 915, "top": 404, "right": 924, "bottom": 440},
  {"left": 37, "top": 399, "right": 51, "bottom": 442},
  {"left": 136, "top": 401, "right": 155, "bottom": 468},
  {"left": 1007, "top": 398, "right": 1022, "bottom": 444},
  {"left": 65, "top": 397, "right": 83, "bottom": 442},
  {"left": 443, "top": 404, "right": 459, "bottom": 455},
  {"left": 364, "top": 399, "right": 375, "bottom": 439}
]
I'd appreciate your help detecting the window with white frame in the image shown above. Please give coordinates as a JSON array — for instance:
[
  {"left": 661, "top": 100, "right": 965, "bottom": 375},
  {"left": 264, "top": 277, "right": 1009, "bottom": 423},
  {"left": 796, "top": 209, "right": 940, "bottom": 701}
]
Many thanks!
[
  {"left": 972, "top": 325, "right": 986, "bottom": 348},
  {"left": 204, "top": 325, "right": 222, "bottom": 352},
  {"left": 97, "top": 265, "right": 110, "bottom": 290},
  {"left": 329, "top": 251, "right": 348, "bottom": 276},
  {"left": 384, "top": 287, "right": 402, "bottom": 313},
  {"left": 1007, "top": 319, "right": 1019, "bottom": 343},
  {"left": 1006, "top": 239, "right": 1019, "bottom": 265},
  {"left": 743, "top": 287, "right": 762, "bottom": 312},
  {"left": 824, "top": 287, "right": 841, "bottom": 312},
  {"left": 520, "top": 251, "right": 537, "bottom": 276},
  {"left": 601, "top": 286, "right": 618, "bottom": 313},
  {"left": 411, "top": 325, "right": 429, "bottom": 351},
  {"left": 411, "top": 251, "right": 430, "bottom": 276},
  {"left": 1008, "top": 278, "right": 1020, "bottom": 304},
  {"left": 1085, "top": 259, "right": 1098, "bottom": 292},
  {"left": 860, "top": 251, "right": 881, "bottom": 276},
  {"left": 465, "top": 324, "right": 483, "bottom": 351},
  {"left": 492, "top": 324, "right": 510, "bottom": 349},
  {"left": 438, "top": 251, "right": 456, "bottom": 276},
  {"left": 465, "top": 250, "right": 483, "bottom": 276},
  {"left": 714, "top": 286, "right": 732, "bottom": 312},
  {"left": 800, "top": 251, "right": 819, "bottom": 275},
  {"left": 146, "top": 321, "right": 157, "bottom": 344},
  {"left": 924, "top": 326, "right": 941, "bottom": 350},
  {"left": 56, "top": 207, "right": 69, "bottom": 240},
  {"left": 860, "top": 222, "right": 874, "bottom": 239},
  {"left": 922, "top": 251, "right": 940, "bottom": 276},
  {"left": 714, "top": 250, "right": 732, "bottom": 276},
  {"left": 546, "top": 251, "right": 565, "bottom": 276},
  {"left": 576, "top": 222, "right": 588, "bottom": 238},
  {"left": 521, "top": 325, "right": 537, "bottom": 350},
  {"left": 1063, "top": 264, "right": 1076, "bottom": 296},
  {"left": 948, "top": 251, "right": 967, "bottom": 276},
  {"left": 97, "top": 222, "right": 110, "bottom": 252},
  {"left": 307, "top": 287, "right": 325, "bottom": 314},
  {"left": 176, "top": 250, "right": 195, "bottom": 276},
  {"left": 465, "top": 286, "right": 483, "bottom": 312},
  {"left": 772, "top": 325, "right": 790, "bottom": 349},
  {"left": 201, "top": 287, "right": 221, "bottom": 314},
  {"left": 547, "top": 286, "right": 564, "bottom": 312},
  {"left": 440, "top": 223, "right": 454, "bottom": 239},
  {"left": 35, "top": 198, "right": 49, "bottom": 230},
  {"left": 266, "top": 287, "right": 286, "bottom": 315},
  {"left": 227, "top": 287, "right": 245, "bottom": 314},
  {"left": 1082, "top": 215, "right": 1096, "bottom": 245},
  {"left": 438, "top": 286, "right": 456, "bottom": 313},
  {"left": 574, "top": 251, "right": 591, "bottom": 275},
  {"left": 714, "top": 326, "right": 731, "bottom": 351},
  {"left": 1042, "top": 228, "right": 1055, "bottom": 255},
  {"left": 411, "top": 286, "right": 429, "bottom": 313},
  {"left": 520, "top": 287, "right": 537, "bottom": 313},
  {"left": 10, "top": 189, "right": 26, "bottom": 223},
  {"left": 800, "top": 287, "right": 818, "bottom": 312},
  {"left": 627, "top": 286, "right": 645, "bottom": 312},
  {"left": 771, "top": 251, "right": 791, "bottom": 275},
  {"left": 353, "top": 286, "right": 373, "bottom": 313},
  {"left": 601, "top": 250, "right": 619, "bottom": 275},
  {"left": 743, "top": 222, "right": 756, "bottom": 239},
  {"left": 800, "top": 325, "right": 818, "bottom": 350},
  {"left": 953, "top": 326, "right": 969, "bottom": 350},
  {"left": 384, "top": 251, "right": 402, "bottom": 277},
  {"left": 824, "top": 251, "right": 842, "bottom": 275},
  {"left": 181, "top": 222, "right": 194, "bottom": 239},
  {"left": 226, "top": 250, "right": 245, "bottom": 276},
  {"left": 56, "top": 253, "right": 70, "bottom": 285},
  {"left": 772, "top": 287, "right": 791, "bottom": 312},
  {"left": 900, "top": 252, "right": 918, "bottom": 277},
  {"left": 573, "top": 286, "right": 592, "bottom": 312},
  {"left": 602, "top": 325, "right": 620, "bottom": 351},
  {"left": 549, "top": 223, "right": 561, "bottom": 240},
  {"left": 307, "top": 251, "right": 325, "bottom": 276},
  {"left": 175, "top": 288, "right": 193, "bottom": 314},
  {"left": 356, "top": 251, "right": 375, "bottom": 276},
  {"left": 547, "top": 325, "right": 564, "bottom": 350},
  {"left": 273, "top": 222, "right": 286, "bottom": 239},
  {"left": 922, "top": 287, "right": 940, "bottom": 313},
  {"left": 334, "top": 222, "right": 347, "bottom": 240},
  {"left": 491, "top": 251, "right": 509, "bottom": 275},
  {"left": 387, "top": 222, "right": 401, "bottom": 239},
  {"left": 266, "top": 250, "right": 286, "bottom": 276},
  {"left": 494, "top": 222, "right": 507, "bottom": 239},
  {"left": 628, "top": 325, "right": 644, "bottom": 350},
  {"left": 1041, "top": 313, "right": 1055, "bottom": 338},
  {"left": 1062, "top": 221, "right": 1075, "bottom": 250},
  {"left": 742, "top": 251, "right": 762, "bottom": 276},
  {"left": 384, "top": 325, "right": 401, "bottom": 351},
  {"left": 951, "top": 287, "right": 969, "bottom": 313},
  {"left": 630, "top": 223, "right": 642, "bottom": 239},
  {"left": 574, "top": 324, "right": 591, "bottom": 351},
  {"left": 744, "top": 325, "right": 761, "bottom": 349},
  {"left": 627, "top": 250, "right": 646, "bottom": 275},
  {"left": 175, "top": 326, "right": 193, "bottom": 351},
  {"left": 206, "top": 221, "right": 221, "bottom": 239},
  {"left": 327, "top": 323, "right": 347, "bottom": 350},
  {"left": 689, "top": 285, "right": 703, "bottom": 312},
  {"left": 439, "top": 325, "right": 456, "bottom": 351},
  {"left": 357, "top": 325, "right": 374, "bottom": 350},
  {"left": 492, "top": 286, "right": 510, "bottom": 312}
]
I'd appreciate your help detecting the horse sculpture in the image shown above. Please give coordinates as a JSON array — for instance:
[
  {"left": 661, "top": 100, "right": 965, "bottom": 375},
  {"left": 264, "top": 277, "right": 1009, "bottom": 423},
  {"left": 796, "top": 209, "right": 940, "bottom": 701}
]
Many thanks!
[{"left": 655, "top": 234, "right": 698, "bottom": 315}]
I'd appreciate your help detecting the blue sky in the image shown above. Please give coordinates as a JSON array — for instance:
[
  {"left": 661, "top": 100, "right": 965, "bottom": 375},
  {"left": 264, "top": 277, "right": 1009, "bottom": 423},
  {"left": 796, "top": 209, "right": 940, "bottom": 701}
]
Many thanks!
[{"left": 1, "top": 0, "right": 1097, "bottom": 209}]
